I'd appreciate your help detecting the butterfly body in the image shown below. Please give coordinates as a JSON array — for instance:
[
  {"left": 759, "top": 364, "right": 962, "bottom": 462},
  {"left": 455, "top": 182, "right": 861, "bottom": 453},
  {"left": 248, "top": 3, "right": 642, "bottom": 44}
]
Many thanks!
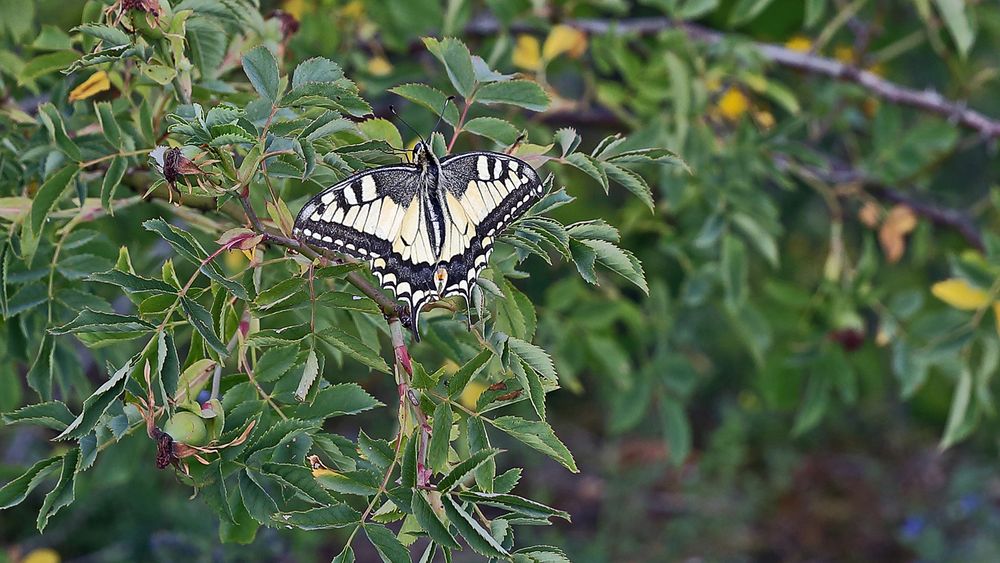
[{"left": 293, "top": 142, "right": 543, "bottom": 334}]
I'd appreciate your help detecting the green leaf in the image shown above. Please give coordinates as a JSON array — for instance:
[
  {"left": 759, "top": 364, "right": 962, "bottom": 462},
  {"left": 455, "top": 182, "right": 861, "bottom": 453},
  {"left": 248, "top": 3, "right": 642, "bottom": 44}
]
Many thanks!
[
  {"left": 489, "top": 417, "right": 577, "bottom": 472},
  {"left": 660, "top": 397, "right": 692, "bottom": 466},
  {"left": 30, "top": 165, "right": 78, "bottom": 234},
  {"left": 0, "top": 455, "right": 61, "bottom": 510},
  {"left": 602, "top": 162, "right": 654, "bottom": 211},
  {"left": 36, "top": 448, "right": 80, "bottom": 531},
  {"left": 457, "top": 491, "right": 569, "bottom": 521},
  {"left": 583, "top": 239, "right": 648, "bottom": 294},
  {"left": 332, "top": 546, "right": 355, "bottom": 563},
  {"left": 721, "top": 234, "right": 748, "bottom": 310},
  {"left": 359, "top": 118, "right": 403, "bottom": 149},
  {"left": 437, "top": 448, "right": 500, "bottom": 492},
  {"left": 463, "top": 117, "right": 519, "bottom": 145},
  {"left": 55, "top": 357, "right": 136, "bottom": 440},
  {"left": 260, "top": 462, "right": 336, "bottom": 505},
  {"left": 87, "top": 269, "right": 176, "bottom": 295},
  {"left": 475, "top": 80, "right": 550, "bottom": 111},
  {"left": 448, "top": 348, "right": 494, "bottom": 399},
  {"left": 292, "top": 57, "right": 344, "bottom": 88},
  {"left": 38, "top": 103, "right": 82, "bottom": 160},
  {"left": 49, "top": 308, "right": 152, "bottom": 337},
  {"left": 317, "top": 326, "right": 390, "bottom": 374},
  {"left": 100, "top": 156, "right": 126, "bottom": 213},
  {"left": 365, "top": 522, "right": 411, "bottom": 563},
  {"left": 74, "top": 23, "right": 130, "bottom": 47},
  {"left": 564, "top": 152, "right": 608, "bottom": 192},
  {"left": 181, "top": 297, "right": 229, "bottom": 358},
  {"left": 388, "top": 83, "right": 459, "bottom": 126},
  {"left": 941, "top": 365, "right": 974, "bottom": 449},
  {"left": 2, "top": 401, "right": 75, "bottom": 431},
  {"left": 19, "top": 51, "right": 80, "bottom": 84},
  {"left": 423, "top": 37, "right": 477, "bottom": 99},
  {"left": 511, "top": 358, "right": 545, "bottom": 420},
  {"left": 934, "top": 0, "right": 975, "bottom": 57},
  {"left": 412, "top": 491, "right": 460, "bottom": 549},
  {"left": 506, "top": 337, "right": 557, "bottom": 381},
  {"left": 95, "top": 102, "right": 122, "bottom": 148},
  {"left": 728, "top": 0, "right": 777, "bottom": 25},
  {"left": 280, "top": 504, "right": 360, "bottom": 529},
  {"left": 441, "top": 494, "right": 509, "bottom": 558},
  {"left": 294, "top": 350, "right": 319, "bottom": 402},
  {"left": 142, "top": 219, "right": 248, "bottom": 299},
  {"left": 242, "top": 46, "right": 280, "bottom": 102},
  {"left": 429, "top": 401, "right": 453, "bottom": 474},
  {"left": 239, "top": 470, "right": 278, "bottom": 524}
]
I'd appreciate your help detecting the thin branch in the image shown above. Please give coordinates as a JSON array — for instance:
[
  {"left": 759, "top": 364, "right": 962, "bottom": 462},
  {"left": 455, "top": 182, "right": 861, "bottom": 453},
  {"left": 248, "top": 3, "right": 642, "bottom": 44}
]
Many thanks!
[
  {"left": 464, "top": 15, "right": 1000, "bottom": 140},
  {"left": 774, "top": 153, "right": 985, "bottom": 250}
]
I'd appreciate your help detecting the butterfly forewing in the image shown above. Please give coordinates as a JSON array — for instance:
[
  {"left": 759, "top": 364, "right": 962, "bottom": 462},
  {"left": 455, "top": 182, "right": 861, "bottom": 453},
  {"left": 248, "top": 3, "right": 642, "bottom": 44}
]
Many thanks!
[{"left": 293, "top": 148, "right": 543, "bottom": 335}]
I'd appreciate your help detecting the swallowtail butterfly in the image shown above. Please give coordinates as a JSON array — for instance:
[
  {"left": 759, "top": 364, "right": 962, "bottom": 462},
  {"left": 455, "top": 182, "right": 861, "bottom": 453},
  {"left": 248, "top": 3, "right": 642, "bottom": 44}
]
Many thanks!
[{"left": 293, "top": 142, "right": 543, "bottom": 335}]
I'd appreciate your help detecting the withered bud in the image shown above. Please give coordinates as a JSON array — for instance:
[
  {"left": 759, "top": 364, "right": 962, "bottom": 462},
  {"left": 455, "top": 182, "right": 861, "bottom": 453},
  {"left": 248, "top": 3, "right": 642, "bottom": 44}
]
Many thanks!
[
  {"left": 121, "top": 0, "right": 160, "bottom": 16},
  {"left": 268, "top": 9, "right": 300, "bottom": 40}
]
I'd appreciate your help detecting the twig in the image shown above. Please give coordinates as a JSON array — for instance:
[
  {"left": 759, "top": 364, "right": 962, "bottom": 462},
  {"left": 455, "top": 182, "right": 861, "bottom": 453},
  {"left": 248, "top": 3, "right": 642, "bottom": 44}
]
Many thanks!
[
  {"left": 464, "top": 15, "right": 1000, "bottom": 140},
  {"left": 773, "top": 153, "right": 985, "bottom": 250}
]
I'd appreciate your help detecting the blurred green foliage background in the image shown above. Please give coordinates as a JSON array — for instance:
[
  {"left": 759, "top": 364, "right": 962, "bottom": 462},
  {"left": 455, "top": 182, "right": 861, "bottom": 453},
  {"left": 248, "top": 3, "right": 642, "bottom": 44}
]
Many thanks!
[{"left": 3, "top": 0, "right": 1000, "bottom": 561}]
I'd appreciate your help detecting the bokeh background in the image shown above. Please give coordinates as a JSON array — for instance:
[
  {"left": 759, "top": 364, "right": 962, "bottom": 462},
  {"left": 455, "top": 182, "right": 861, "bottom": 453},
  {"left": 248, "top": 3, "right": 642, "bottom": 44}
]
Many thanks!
[{"left": 3, "top": 0, "right": 1000, "bottom": 561}]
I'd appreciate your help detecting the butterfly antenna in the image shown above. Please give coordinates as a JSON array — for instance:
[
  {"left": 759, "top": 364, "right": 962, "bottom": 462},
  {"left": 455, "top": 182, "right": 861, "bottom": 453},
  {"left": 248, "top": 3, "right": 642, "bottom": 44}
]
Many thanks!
[
  {"left": 431, "top": 96, "right": 456, "bottom": 138},
  {"left": 388, "top": 105, "right": 425, "bottom": 146}
]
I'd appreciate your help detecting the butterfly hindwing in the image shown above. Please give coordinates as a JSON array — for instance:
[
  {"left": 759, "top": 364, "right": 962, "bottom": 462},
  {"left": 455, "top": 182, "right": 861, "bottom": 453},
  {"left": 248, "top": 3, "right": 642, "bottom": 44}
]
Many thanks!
[{"left": 436, "top": 151, "right": 544, "bottom": 299}]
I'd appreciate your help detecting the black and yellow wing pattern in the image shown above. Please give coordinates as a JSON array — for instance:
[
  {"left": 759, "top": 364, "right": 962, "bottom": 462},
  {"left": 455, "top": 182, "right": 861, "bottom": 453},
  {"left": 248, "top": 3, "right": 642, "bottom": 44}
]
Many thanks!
[{"left": 293, "top": 147, "right": 543, "bottom": 334}]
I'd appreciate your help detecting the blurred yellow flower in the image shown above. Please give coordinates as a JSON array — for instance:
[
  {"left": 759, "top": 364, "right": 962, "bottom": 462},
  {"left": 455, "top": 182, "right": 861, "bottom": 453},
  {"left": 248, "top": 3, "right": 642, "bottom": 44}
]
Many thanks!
[
  {"left": 785, "top": 36, "right": 812, "bottom": 53},
  {"left": 513, "top": 34, "right": 541, "bottom": 71},
  {"left": 68, "top": 71, "right": 110, "bottom": 102},
  {"left": 460, "top": 380, "right": 488, "bottom": 410},
  {"left": 705, "top": 76, "right": 722, "bottom": 92},
  {"left": 835, "top": 45, "right": 856, "bottom": 64},
  {"left": 339, "top": 0, "right": 364, "bottom": 19},
  {"left": 543, "top": 25, "right": 587, "bottom": 61},
  {"left": 932, "top": 279, "right": 991, "bottom": 310},
  {"left": 716, "top": 88, "right": 749, "bottom": 121},
  {"left": 754, "top": 109, "right": 775, "bottom": 129},
  {"left": 281, "top": 0, "right": 308, "bottom": 19},
  {"left": 21, "top": 549, "right": 61, "bottom": 563},
  {"left": 367, "top": 56, "right": 393, "bottom": 77}
]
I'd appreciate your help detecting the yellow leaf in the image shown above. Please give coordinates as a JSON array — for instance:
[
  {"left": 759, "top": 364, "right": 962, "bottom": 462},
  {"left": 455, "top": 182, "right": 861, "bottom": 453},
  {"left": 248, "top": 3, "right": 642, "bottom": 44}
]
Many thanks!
[
  {"left": 785, "top": 36, "right": 813, "bottom": 53},
  {"left": 68, "top": 71, "right": 110, "bottom": 102},
  {"left": 460, "top": 380, "right": 488, "bottom": 410},
  {"left": 543, "top": 24, "right": 587, "bottom": 61},
  {"left": 367, "top": 56, "right": 393, "bottom": 77},
  {"left": 512, "top": 35, "right": 541, "bottom": 71},
  {"left": 281, "top": 0, "right": 308, "bottom": 19},
  {"left": 716, "top": 88, "right": 749, "bottom": 121},
  {"left": 931, "top": 279, "right": 992, "bottom": 310},
  {"left": 22, "top": 549, "right": 61, "bottom": 563},
  {"left": 753, "top": 109, "right": 775, "bottom": 129},
  {"left": 339, "top": 0, "right": 364, "bottom": 18}
]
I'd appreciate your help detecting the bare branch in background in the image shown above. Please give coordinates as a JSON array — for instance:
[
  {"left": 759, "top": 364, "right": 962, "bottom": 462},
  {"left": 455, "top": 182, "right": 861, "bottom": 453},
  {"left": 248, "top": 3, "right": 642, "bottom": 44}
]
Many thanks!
[{"left": 465, "top": 15, "right": 1000, "bottom": 140}]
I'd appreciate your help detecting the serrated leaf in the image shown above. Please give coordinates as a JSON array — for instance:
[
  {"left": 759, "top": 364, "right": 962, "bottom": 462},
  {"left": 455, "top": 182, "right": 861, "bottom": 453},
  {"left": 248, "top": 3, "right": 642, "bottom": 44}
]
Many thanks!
[
  {"left": 317, "top": 326, "right": 390, "bottom": 373},
  {"left": 280, "top": 504, "right": 360, "bottom": 530},
  {"left": 181, "top": 297, "right": 229, "bottom": 357},
  {"left": 475, "top": 80, "right": 550, "bottom": 112},
  {"left": 30, "top": 165, "right": 78, "bottom": 234},
  {"left": 423, "top": 37, "right": 477, "bottom": 99},
  {"left": 563, "top": 152, "right": 607, "bottom": 192},
  {"left": 441, "top": 494, "right": 509, "bottom": 558},
  {"left": 583, "top": 239, "right": 648, "bottom": 293},
  {"left": 463, "top": 117, "right": 519, "bottom": 145},
  {"left": 448, "top": 348, "right": 494, "bottom": 399},
  {"left": 292, "top": 57, "right": 344, "bottom": 88},
  {"left": 506, "top": 337, "right": 557, "bottom": 381},
  {"left": 388, "top": 83, "right": 459, "bottom": 126},
  {"left": 36, "top": 448, "right": 79, "bottom": 531},
  {"left": 438, "top": 448, "right": 500, "bottom": 491},
  {"left": 457, "top": 491, "right": 569, "bottom": 521},
  {"left": 94, "top": 102, "right": 122, "bottom": 148},
  {"left": 429, "top": 401, "right": 453, "bottom": 474},
  {"left": 242, "top": 46, "right": 280, "bottom": 102},
  {"left": 38, "top": 104, "right": 81, "bottom": 160},
  {"left": 489, "top": 417, "right": 577, "bottom": 472},
  {"left": 0, "top": 456, "right": 61, "bottom": 510},
  {"left": 55, "top": 357, "right": 135, "bottom": 440},
  {"left": 100, "top": 156, "right": 126, "bottom": 213},
  {"left": 412, "top": 491, "right": 460, "bottom": 548},
  {"left": 365, "top": 522, "right": 411, "bottom": 563},
  {"left": 261, "top": 462, "right": 337, "bottom": 505},
  {"left": 2, "top": 401, "right": 75, "bottom": 431},
  {"left": 602, "top": 162, "right": 654, "bottom": 211}
]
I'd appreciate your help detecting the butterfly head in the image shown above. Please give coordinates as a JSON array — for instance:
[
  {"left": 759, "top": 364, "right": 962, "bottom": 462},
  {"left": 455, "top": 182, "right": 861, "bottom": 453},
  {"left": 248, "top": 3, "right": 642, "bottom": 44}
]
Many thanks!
[{"left": 412, "top": 141, "right": 439, "bottom": 169}]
